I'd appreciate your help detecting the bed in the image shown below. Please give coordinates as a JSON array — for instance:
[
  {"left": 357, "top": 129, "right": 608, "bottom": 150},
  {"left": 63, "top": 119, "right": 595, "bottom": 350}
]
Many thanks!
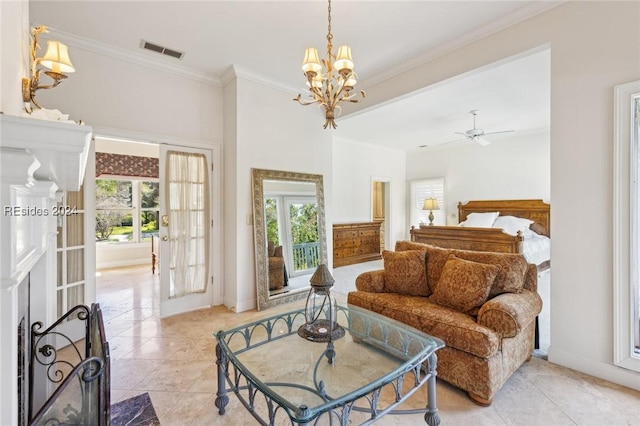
[{"left": 410, "top": 199, "right": 551, "bottom": 272}]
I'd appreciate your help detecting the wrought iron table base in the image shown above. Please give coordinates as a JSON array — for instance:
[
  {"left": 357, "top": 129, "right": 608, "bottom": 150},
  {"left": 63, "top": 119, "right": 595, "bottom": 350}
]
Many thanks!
[{"left": 215, "top": 347, "right": 440, "bottom": 425}]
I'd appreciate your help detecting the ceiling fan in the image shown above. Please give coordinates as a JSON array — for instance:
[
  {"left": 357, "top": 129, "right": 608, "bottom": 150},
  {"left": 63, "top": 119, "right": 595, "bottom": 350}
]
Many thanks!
[{"left": 454, "top": 110, "right": 514, "bottom": 146}]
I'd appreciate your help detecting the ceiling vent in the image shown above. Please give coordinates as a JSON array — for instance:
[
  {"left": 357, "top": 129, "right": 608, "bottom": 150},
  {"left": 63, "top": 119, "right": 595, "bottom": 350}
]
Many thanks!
[{"left": 140, "top": 40, "right": 185, "bottom": 60}]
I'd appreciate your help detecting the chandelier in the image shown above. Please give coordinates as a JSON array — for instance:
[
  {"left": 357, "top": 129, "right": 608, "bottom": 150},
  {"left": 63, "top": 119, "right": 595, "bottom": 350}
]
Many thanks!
[{"left": 293, "top": 0, "right": 365, "bottom": 129}]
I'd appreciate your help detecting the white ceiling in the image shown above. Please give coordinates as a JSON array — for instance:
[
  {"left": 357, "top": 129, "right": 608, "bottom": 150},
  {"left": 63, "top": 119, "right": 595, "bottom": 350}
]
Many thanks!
[{"left": 30, "top": 1, "right": 555, "bottom": 150}]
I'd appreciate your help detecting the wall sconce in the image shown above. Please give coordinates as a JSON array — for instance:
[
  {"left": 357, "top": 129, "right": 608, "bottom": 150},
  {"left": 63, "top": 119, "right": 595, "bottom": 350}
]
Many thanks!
[
  {"left": 422, "top": 198, "right": 440, "bottom": 226},
  {"left": 22, "top": 26, "right": 75, "bottom": 111}
]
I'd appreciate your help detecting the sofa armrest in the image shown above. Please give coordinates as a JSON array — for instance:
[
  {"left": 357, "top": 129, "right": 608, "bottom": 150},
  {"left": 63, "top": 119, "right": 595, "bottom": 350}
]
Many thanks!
[
  {"left": 477, "top": 289, "right": 542, "bottom": 338},
  {"left": 355, "top": 270, "right": 386, "bottom": 293}
]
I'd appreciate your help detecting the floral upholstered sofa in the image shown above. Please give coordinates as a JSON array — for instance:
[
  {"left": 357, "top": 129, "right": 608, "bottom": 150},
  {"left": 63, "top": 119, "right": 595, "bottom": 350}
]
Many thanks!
[{"left": 347, "top": 241, "right": 542, "bottom": 406}]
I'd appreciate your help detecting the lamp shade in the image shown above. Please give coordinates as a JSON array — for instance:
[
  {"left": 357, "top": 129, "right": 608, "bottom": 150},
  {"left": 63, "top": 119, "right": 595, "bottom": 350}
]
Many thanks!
[
  {"left": 422, "top": 198, "right": 440, "bottom": 211},
  {"left": 301, "top": 48, "right": 322, "bottom": 74},
  {"left": 334, "top": 45, "right": 354, "bottom": 72},
  {"left": 40, "top": 40, "right": 75, "bottom": 73}
]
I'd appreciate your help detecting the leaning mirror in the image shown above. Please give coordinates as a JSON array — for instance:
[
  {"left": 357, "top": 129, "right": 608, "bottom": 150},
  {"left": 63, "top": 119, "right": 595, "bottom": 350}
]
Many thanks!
[{"left": 252, "top": 168, "right": 327, "bottom": 310}]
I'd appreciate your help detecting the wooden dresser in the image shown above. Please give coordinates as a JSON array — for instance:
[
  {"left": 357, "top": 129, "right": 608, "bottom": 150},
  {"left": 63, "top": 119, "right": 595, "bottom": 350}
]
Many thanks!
[{"left": 333, "top": 221, "right": 382, "bottom": 267}]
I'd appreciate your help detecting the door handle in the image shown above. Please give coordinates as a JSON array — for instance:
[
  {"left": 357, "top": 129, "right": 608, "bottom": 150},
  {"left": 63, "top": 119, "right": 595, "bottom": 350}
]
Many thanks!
[
  {"left": 162, "top": 236, "right": 168, "bottom": 241},
  {"left": 161, "top": 215, "right": 169, "bottom": 227}
]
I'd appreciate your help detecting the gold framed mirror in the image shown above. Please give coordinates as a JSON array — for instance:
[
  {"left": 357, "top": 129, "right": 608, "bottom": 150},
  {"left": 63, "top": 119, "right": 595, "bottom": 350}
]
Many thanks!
[{"left": 251, "top": 168, "right": 327, "bottom": 310}]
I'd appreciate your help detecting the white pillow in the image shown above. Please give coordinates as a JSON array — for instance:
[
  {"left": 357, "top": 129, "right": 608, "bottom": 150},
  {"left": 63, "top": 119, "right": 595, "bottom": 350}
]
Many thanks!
[
  {"left": 493, "top": 215, "right": 534, "bottom": 236},
  {"left": 459, "top": 211, "right": 500, "bottom": 228}
]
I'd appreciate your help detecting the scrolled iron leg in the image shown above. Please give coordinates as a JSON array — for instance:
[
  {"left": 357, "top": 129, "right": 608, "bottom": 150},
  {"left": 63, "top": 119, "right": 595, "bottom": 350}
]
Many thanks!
[
  {"left": 424, "top": 353, "right": 441, "bottom": 426},
  {"left": 215, "top": 343, "right": 229, "bottom": 415}
]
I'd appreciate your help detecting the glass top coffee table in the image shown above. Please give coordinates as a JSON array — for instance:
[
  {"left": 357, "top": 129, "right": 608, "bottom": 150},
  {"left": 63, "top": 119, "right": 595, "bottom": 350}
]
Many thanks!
[{"left": 214, "top": 304, "right": 445, "bottom": 425}]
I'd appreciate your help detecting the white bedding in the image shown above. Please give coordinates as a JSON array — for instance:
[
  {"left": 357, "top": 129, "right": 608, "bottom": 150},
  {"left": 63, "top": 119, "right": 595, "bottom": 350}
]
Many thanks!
[{"left": 522, "top": 231, "right": 551, "bottom": 265}]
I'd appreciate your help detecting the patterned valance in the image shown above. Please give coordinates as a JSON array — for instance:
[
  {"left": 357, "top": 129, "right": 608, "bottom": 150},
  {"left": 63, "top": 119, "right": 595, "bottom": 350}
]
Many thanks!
[{"left": 96, "top": 153, "right": 159, "bottom": 178}]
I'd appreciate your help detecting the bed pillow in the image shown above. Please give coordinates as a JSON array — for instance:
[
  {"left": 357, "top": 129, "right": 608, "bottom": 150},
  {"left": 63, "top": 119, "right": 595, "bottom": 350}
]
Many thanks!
[
  {"left": 382, "top": 250, "right": 430, "bottom": 296},
  {"left": 429, "top": 255, "right": 501, "bottom": 315},
  {"left": 459, "top": 211, "right": 500, "bottom": 228},
  {"left": 493, "top": 215, "right": 534, "bottom": 236}
]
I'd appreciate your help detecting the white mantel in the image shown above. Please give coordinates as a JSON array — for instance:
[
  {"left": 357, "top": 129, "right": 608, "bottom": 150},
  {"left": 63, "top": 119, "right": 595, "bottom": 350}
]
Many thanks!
[{"left": 0, "top": 113, "right": 92, "bottom": 426}]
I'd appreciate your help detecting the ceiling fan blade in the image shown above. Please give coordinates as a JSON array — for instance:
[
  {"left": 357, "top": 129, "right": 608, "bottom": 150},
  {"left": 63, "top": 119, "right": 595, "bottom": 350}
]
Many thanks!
[
  {"left": 475, "top": 136, "right": 491, "bottom": 146},
  {"left": 484, "top": 130, "right": 515, "bottom": 136}
]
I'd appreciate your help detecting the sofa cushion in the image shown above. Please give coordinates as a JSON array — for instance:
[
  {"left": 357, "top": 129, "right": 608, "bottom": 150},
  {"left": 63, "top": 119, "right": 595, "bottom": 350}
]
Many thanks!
[
  {"left": 430, "top": 255, "right": 501, "bottom": 315},
  {"left": 347, "top": 291, "right": 500, "bottom": 358},
  {"left": 395, "top": 240, "right": 429, "bottom": 254},
  {"left": 382, "top": 250, "right": 429, "bottom": 296}
]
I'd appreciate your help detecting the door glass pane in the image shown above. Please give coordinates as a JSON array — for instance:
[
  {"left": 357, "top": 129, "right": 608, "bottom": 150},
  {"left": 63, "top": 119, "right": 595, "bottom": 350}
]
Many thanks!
[
  {"left": 67, "top": 284, "right": 85, "bottom": 309},
  {"left": 66, "top": 186, "right": 84, "bottom": 210},
  {"left": 289, "top": 201, "right": 319, "bottom": 273},
  {"left": 265, "top": 198, "right": 280, "bottom": 246},
  {"left": 57, "top": 252, "right": 63, "bottom": 287},
  {"left": 66, "top": 248, "right": 85, "bottom": 284},
  {"left": 66, "top": 212, "right": 84, "bottom": 247}
]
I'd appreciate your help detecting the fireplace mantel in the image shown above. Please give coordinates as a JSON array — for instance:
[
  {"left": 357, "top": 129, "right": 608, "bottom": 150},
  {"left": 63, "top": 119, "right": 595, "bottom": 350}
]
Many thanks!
[
  {"left": 0, "top": 113, "right": 92, "bottom": 426},
  {"left": 1, "top": 114, "right": 92, "bottom": 192}
]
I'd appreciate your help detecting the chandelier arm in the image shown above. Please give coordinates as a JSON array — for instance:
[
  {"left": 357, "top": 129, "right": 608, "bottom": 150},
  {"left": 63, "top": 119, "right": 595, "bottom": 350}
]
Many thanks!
[{"left": 293, "top": 94, "right": 321, "bottom": 106}]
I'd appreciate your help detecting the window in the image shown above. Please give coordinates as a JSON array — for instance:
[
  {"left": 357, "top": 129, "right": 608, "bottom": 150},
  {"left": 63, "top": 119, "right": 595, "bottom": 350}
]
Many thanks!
[
  {"left": 409, "top": 178, "right": 446, "bottom": 227},
  {"left": 95, "top": 178, "right": 159, "bottom": 243},
  {"left": 614, "top": 80, "right": 640, "bottom": 372}
]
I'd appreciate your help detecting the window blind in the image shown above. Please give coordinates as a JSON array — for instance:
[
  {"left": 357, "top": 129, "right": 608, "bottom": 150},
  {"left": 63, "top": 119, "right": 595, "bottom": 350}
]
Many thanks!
[{"left": 410, "top": 178, "right": 446, "bottom": 227}]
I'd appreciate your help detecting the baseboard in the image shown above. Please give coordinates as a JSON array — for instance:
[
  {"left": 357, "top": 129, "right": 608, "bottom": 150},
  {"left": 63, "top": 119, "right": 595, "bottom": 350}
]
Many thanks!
[
  {"left": 232, "top": 297, "right": 256, "bottom": 313},
  {"left": 548, "top": 346, "right": 640, "bottom": 391}
]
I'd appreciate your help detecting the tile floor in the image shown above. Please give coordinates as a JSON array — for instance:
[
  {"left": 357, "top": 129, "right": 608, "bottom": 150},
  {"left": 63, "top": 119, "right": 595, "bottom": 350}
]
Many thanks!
[{"left": 100, "top": 264, "right": 640, "bottom": 426}]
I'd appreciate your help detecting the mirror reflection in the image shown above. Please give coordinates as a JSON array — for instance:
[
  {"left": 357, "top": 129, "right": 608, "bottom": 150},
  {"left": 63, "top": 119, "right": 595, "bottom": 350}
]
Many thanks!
[{"left": 252, "top": 169, "right": 327, "bottom": 310}]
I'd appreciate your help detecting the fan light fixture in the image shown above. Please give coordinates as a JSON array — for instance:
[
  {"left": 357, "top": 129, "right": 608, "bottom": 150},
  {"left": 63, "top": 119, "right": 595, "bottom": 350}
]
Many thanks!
[
  {"left": 22, "top": 26, "right": 75, "bottom": 111},
  {"left": 293, "top": 0, "right": 365, "bottom": 129},
  {"left": 455, "top": 110, "right": 514, "bottom": 146}
]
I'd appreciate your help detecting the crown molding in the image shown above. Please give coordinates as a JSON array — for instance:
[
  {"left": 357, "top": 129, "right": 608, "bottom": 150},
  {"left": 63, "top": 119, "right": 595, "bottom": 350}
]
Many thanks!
[
  {"left": 220, "top": 64, "right": 299, "bottom": 95},
  {"left": 40, "top": 26, "right": 221, "bottom": 86},
  {"left": 359, "top": 1, "right": 564, "bottom": 90}
]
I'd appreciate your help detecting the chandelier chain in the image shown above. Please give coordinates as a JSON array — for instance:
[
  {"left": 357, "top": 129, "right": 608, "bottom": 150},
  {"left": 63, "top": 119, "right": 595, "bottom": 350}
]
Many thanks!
[{"left": 327, "top": 0, "right": 333, "bottom": 43}]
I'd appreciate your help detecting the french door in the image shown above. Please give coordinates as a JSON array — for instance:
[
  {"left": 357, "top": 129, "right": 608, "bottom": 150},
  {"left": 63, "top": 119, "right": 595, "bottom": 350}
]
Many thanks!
[{"left": 159, "top": 144, "right": 213, "bottom": 317}]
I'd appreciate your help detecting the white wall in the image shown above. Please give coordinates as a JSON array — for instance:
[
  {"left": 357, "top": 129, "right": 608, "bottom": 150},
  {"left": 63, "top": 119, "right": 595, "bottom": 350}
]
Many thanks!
[
  {"left": 0, "top": 0, "right": 29, "bottom": 115},
  {"left": 346, "top": 1, "right": 640, "bottom": 391},
  {"left": 407, "top": 130, "right": 550, "bottom": 225},
  {"left": 223, "top": 73, "right": 332, "bottom": 312},
  {"left": 33, "top": 43, "right": 223, "bottom": 143},
  {"left": 332, "top": 137, "right": 407, "bottom": 246}
]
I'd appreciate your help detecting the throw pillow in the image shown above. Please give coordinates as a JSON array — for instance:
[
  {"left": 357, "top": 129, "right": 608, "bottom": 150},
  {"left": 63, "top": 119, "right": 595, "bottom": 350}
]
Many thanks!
[
  {"left": 425, "top": 245, "right": 453, "bottom": 293},
  {"left": 452, "top": 251, "right": 528, "bottom": 297},
  {"left": 459, "top": 211, "right": 500, "bottom": 228},
  {"left": 382, "top": 250, "right": 429, "bottom": 296},
  {"left": 429, "top": 254, "right": 501, "bottom": 315}
]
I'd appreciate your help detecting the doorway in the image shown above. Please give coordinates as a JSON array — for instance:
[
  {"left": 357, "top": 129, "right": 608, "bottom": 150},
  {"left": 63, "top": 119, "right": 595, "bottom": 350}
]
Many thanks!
[
  {"left": 371, "top": 178, "right": 391, "bottom": 252},
  {"left": 93, "top": 135, "right": 221, "bottom": 318}
]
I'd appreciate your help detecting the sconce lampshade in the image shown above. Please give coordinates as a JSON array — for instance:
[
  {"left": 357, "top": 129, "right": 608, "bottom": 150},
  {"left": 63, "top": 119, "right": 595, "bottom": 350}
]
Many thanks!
[
  {"left": 422, "top": 198, "right": 440, "bottom": 211},
  {"left": 40, "top": 40, "right": 75, "bottom": 74}
]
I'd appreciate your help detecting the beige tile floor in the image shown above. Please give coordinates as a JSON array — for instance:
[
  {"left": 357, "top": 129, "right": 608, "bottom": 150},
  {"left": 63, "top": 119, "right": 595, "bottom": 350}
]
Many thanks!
[{"left": 100, "top": 265, "right": 640, "bottom": 426}]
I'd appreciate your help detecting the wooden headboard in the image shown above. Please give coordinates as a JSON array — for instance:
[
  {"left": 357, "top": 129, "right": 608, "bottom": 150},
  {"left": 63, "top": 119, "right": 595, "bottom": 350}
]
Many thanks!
[{"left": 458, "top": 199, "right": 550, "bottom": 237}]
